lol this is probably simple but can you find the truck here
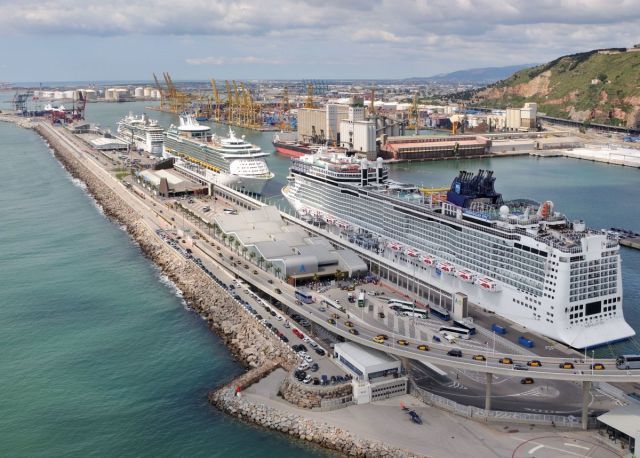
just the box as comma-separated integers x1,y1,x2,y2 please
491,324,507,335
518,336,534,348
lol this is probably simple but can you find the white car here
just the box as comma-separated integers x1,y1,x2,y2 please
308,341,318,348
304,355,314,364
297,362,310,371
276,315,283,321
297,351,307,358
304,337,311,343
283,321,290,329
303,375,312,384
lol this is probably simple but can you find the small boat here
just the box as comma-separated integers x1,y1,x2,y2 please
476,276,500,292
456,269,475,283
421,255,435,266
390,242,403,252
438,262,455,274
405,249,419,258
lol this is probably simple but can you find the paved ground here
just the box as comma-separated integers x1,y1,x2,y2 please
243,371,622,458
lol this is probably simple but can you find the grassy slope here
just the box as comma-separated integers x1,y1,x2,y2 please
481,50,640,123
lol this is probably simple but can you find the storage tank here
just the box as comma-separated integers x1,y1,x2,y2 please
105,88,115,100
63,90,75,99
82,89,97,101
134,87,144,98
54,91,64,99
151,89,159,99
143,87,152,97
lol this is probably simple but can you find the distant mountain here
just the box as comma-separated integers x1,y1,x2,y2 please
476,48,640,128
406,64,536,84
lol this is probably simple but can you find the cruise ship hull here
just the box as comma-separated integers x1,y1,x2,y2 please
282,185,635,349
174,158,272,195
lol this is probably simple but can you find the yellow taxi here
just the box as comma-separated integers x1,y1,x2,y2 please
472,354,486,362
417,344,429,351
373,336,385,344
499,357,513,365
591,363,606,371
396,339,409,346
559,362,575,369
344,321,354,328
527,360,542,367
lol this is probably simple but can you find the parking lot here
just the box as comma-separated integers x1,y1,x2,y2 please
154,227,352,388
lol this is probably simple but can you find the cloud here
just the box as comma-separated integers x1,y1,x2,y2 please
1,0,640,78
186,56,284,65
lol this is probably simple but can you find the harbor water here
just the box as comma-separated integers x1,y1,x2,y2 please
0,120,324,457
86,101,640,357
1,98,639,455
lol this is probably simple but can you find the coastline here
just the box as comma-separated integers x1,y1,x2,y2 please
9,117,419,457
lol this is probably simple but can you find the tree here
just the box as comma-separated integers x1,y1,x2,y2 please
312,273,319,283
335,269,344,282
228,235,235,247
257,256,265,268
265,262,273,273
221,234,228,246
234,240,241,253
242,246,248,259
249,251,256,263
274,266,282,279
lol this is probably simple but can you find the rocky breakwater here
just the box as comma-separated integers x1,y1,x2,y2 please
31,122,298,371
210,378,424,458
280,374,353,409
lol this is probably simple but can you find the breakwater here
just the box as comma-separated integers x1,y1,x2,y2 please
210,367,424,458
25,120,408,456
31,122,299,370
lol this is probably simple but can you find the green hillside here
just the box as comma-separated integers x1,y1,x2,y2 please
476,49,640,127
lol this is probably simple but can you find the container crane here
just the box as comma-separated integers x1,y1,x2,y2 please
304,83,314,109
210,79,222,122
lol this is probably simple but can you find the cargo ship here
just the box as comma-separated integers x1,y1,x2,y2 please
272,132,347,158
282,152,635,349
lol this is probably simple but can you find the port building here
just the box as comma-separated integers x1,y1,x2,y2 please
379,135,490,161
333,342,407,404
213,206,367,280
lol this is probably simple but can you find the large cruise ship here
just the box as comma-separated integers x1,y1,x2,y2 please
117,112,164,156
282,153,635,349
163,115,273,195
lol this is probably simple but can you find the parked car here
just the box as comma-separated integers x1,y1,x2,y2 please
447,349,463,357
314,347,326,356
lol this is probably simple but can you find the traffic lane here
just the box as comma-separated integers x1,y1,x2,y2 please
157,198,629,378
189,245,343,377
411,373,589,415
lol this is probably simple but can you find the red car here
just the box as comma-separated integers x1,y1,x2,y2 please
292,329,304,339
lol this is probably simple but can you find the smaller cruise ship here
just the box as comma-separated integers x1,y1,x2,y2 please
164,115,273,195
117,112,164,156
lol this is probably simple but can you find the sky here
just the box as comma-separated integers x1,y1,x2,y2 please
1,0,640,82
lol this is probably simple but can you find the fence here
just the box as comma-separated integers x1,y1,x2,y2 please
410,382,598,429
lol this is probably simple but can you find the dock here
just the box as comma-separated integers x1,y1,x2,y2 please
620,236,640,250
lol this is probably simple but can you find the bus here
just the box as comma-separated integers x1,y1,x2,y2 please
387,298,414,307
429,304,451,321
453,319,476,335
357,291,366,307
295,290,314,304
389,303,428,319
439,326,471,340
321,299,345,313
616,354,640,370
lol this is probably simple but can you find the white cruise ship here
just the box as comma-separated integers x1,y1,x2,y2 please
163,115,273,195
282,153,635,349
117,112,164,156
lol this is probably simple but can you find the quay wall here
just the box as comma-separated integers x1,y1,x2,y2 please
31,122,298,371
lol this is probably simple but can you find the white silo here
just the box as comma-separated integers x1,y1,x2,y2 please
54,91,64,99
134,87,144,98
63,90,75,99
151,89,159,99
143,87,152,97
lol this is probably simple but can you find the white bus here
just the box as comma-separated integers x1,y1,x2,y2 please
616,354,640,370
389,302,428,319
357,291,366,307
439,326,471,340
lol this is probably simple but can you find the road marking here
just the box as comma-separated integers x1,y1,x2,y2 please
528,444,544,454
564,443,590,450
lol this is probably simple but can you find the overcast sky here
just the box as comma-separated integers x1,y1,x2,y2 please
1,0,639,82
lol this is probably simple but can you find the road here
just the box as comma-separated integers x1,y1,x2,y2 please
41,122,640,385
